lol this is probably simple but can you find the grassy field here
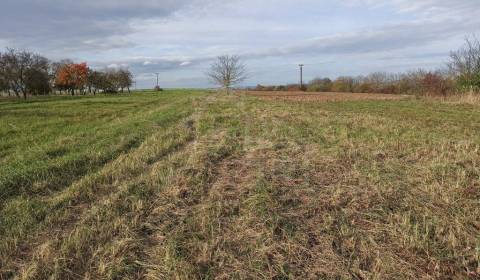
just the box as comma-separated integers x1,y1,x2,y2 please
0,90,479,279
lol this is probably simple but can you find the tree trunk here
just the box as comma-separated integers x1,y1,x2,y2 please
71,88,74,96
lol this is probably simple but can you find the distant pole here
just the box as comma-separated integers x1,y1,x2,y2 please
155,73,160,87
299,64,304,90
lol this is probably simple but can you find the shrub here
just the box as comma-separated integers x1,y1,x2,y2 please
421,72,455,96
286,84,302,91
331,77,355,92
449,36,480,93
307,78,332,92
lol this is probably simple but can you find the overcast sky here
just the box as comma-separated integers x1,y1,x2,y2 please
1,0,478,88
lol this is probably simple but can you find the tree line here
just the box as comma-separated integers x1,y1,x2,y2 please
253,37,480,96
0,49,133,99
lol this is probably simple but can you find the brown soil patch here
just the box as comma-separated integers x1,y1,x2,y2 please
242,91,408,102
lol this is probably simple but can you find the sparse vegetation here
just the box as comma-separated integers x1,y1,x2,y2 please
254,70,458,96
1,90,479,279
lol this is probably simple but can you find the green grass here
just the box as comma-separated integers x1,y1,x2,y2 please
0,91,479,279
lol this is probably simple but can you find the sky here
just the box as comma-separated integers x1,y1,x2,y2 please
1,0,478,88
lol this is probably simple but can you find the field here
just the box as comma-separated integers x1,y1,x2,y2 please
1,90,479,279
243,91,407,102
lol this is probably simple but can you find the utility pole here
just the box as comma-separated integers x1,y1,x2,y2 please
155,73,160,88
299,64,304,90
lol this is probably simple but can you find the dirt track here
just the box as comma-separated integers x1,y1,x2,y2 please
242,91,408,102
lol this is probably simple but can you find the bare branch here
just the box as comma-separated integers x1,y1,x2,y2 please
448,35,480,91
206,55,247,93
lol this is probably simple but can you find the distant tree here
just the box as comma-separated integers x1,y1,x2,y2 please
0,52,9,95
104,69,120,93
449,36,480,92
55,63,88,95
117,69,133,93
58,66,132,95
90,69,122,93
25,67,51,95
51,59,74,94
0,76,7,95
0,48,50,99
332,76,355,92
254,84,275,91
285,84,302,91
87,69,104,95
396,69,427,95
307,78,332,92
207,55,247,93
274,85,286,91
421,71,454,97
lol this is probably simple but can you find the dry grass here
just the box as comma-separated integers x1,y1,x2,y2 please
438,92,480,105
243,91,408,102
1,91,479,279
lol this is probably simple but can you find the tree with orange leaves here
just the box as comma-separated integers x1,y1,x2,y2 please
55,62,88,95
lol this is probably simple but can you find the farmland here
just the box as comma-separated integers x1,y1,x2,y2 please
1,90,479,279
243,91,407,102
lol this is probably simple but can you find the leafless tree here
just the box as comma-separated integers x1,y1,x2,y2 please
117,69,133,93
0,52,9,95
207,55,247,93
0,48,50,99
448,36,480,91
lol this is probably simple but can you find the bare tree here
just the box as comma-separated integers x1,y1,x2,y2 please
207,55,247,93
448,36,480,91
0,52,9,95
117,69,133,93
0,48,50,99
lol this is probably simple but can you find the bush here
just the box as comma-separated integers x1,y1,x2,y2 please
354,82,373,93
307,78,332,92
331,77,355,92
286,84,302,91
274,85,286,91
421,72,455,96
253,84,276,91
449,36,480,94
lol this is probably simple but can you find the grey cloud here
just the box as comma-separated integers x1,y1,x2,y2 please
94,12,478,84
245,17,479,58
351,0,479,14
0,0,196,52
3,0,477,88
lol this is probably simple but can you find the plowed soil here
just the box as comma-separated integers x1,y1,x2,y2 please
243,91,408,101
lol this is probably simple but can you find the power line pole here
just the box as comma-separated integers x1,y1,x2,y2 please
155,73,160,88
299,64,304,90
